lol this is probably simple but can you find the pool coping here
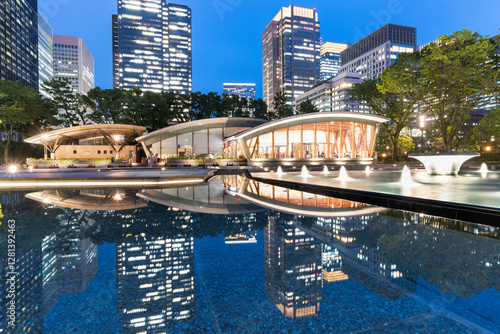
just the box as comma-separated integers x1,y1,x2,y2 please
249,173,500,227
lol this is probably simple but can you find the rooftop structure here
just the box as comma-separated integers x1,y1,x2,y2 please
294,72,371,113
339,24,417,80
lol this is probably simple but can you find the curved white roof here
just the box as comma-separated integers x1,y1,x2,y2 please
136,117,268,145
25,124,147,144
227,112,390,141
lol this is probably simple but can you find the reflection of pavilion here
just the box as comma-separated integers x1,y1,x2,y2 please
26,189,148,211
116,210,195,333
229,176,387,218
138,176,264,215
265,215,322,319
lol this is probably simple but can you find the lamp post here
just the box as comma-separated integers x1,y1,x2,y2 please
42,134,48,159
419,114,426,153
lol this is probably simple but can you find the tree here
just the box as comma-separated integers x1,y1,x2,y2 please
414,30,492,151
0,80,58,163
476,34,500,105
470,107,500,151
351,72,420,162
295,99,319,114
42,78,84,127
82,87,126,124
250,98,268,120
397,134,415,155
272,91,292,120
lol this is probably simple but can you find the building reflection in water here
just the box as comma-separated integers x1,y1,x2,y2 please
1,178,497,330
265,214,322,319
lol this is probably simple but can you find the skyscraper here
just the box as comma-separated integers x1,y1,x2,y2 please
0,0,39,88
223,83,256,100
38,12,53,98
53,35,95,94
112,14,119,89
339,23,417,80
320,42,348,81
115,1,192,94
263,5,321,110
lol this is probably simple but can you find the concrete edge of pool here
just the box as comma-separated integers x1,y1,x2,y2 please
0,167,499,226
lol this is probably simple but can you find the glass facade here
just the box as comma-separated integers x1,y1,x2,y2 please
223,83,256,100
263,5,321,110
140,118,267,160
295,72,372,113
38,12,53,98
0,0,39,88
53,35,95,94
244,121,377,160
116,1,192,94
339,24,417,80
320,42,347,81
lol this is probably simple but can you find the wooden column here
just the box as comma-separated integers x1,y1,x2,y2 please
313,123,317,158
286,127,289,158
327,122,331,159
351,122,356,158
272,131,275,159
339,122,343,158
300,125,303,159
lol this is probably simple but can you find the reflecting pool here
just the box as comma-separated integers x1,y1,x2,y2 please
0,176,499,333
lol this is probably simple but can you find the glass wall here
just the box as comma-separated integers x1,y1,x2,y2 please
244,121,377,160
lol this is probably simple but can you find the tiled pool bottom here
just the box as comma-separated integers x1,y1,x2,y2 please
42,232,499,334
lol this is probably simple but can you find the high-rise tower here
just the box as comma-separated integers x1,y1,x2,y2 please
0,0,39,88
263,5,321,111
115,1,192,94
53,35,95,94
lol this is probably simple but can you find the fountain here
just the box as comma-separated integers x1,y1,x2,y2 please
323,166,329,174
365,166,371,175
480,163,488,178
400,165,414,185
409,153,479,175
338,166,350,181
277,166,284,175
480,163,488,173
300,165,310,177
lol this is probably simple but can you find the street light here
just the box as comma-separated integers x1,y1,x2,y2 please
42,134,48,159
419,114,426,153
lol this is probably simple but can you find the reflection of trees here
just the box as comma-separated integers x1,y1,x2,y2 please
85,202,269,244
351,212,500,298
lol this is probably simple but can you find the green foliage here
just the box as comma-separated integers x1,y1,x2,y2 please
397,135,415,155
412,30,494,150
42,78,87,126
469,107,500,152
271,91,292,120
0,80,59,164
295,99,319,114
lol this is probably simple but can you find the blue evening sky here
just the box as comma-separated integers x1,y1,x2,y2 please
39,0,500,98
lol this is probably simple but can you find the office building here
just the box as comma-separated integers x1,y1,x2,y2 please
116,209,195,332
294,72,371,114
320,42,348,81
53,35,95,94
38,12,53,98
263,5,321,110
116,1,192,94
112,14,119,89
0,0,39,88
339,24,417,80
265,215,322,319
223,83,256,100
